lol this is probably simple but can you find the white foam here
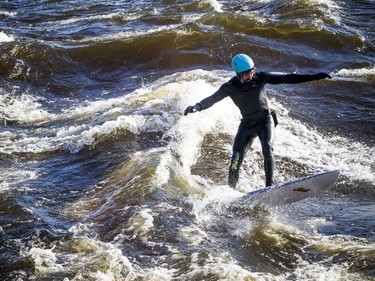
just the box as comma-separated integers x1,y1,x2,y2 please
178,253,267,281
26,246,62,274
205,0,224,13
55,12,138,26
0,11,17,17
0,92,54,124
59,114,146,153
335,66,375,79
0,86,167,154
275,114,374,183
0,167,37,192
238,0,343,26
22,238,135,280
123,207,154,242
74,23,182,43
0,181,10,192
311,0,342,24
283,262,362,280
272,217,374,280
0,31,14,42
181,13,205,25
156,72,238,175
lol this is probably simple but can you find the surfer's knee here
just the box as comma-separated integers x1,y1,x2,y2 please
261,142,274,158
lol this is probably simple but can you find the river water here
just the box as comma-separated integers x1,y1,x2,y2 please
0,0,374,280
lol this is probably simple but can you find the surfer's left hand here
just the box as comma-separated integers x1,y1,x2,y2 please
317,72,332,79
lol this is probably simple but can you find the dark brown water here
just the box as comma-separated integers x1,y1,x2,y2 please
0,0,374,280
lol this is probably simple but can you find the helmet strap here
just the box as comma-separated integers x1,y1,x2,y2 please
236,72,244,83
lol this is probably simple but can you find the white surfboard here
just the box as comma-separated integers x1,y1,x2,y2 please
235,170,340,207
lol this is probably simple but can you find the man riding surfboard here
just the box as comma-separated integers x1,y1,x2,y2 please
184,54,331,188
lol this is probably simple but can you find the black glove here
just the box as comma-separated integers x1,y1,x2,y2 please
316,72,332,80
184,103,202,116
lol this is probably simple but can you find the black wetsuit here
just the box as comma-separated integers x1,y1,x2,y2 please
196,71,329,187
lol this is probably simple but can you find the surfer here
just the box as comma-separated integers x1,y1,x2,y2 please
184,54,332,188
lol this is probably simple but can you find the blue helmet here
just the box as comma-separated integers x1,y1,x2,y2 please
231,54,254,73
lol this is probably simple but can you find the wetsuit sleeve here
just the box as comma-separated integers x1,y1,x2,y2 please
198,84,231,110
263,72,330,84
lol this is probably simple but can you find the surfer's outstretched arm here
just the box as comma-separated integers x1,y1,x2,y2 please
183,86,229,115
264,72,332,84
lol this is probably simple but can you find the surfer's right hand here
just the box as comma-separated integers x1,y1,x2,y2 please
184,103,202,115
